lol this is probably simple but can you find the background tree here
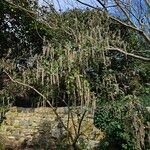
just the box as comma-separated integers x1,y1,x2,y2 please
0,0,50,58
76,0,150,61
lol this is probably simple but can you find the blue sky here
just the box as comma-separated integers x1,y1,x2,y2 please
38,0,100,11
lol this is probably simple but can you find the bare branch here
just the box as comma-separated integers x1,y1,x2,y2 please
110,16,150,44
76,0,102,10
72,110,87,147
3,70,74,142
4,70,47,99
114,0,136,27
76,0,150,44
96,0,108,11
107,47,150,61
144,0,150,7
106,4,118,8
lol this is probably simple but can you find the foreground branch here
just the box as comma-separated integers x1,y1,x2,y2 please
107,47,150,61
4,71,46,99
3,70,74,142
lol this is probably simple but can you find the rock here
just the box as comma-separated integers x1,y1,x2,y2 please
14,120,20,128
0,106,104,148
7,136,15,140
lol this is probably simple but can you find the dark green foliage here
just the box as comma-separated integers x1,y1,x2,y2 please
94,97,150,150
0,0,49,58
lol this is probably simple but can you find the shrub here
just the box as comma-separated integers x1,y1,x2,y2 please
94,96,150,150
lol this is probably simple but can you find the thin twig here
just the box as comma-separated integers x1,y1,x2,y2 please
72,110,87,147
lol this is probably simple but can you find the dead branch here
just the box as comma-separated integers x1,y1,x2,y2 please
107,47,150,61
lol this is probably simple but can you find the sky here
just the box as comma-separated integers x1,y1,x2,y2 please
38,0,100,11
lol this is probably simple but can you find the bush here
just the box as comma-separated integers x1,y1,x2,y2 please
94,96,150,150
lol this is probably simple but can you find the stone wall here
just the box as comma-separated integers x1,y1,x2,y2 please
0,107,104,150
